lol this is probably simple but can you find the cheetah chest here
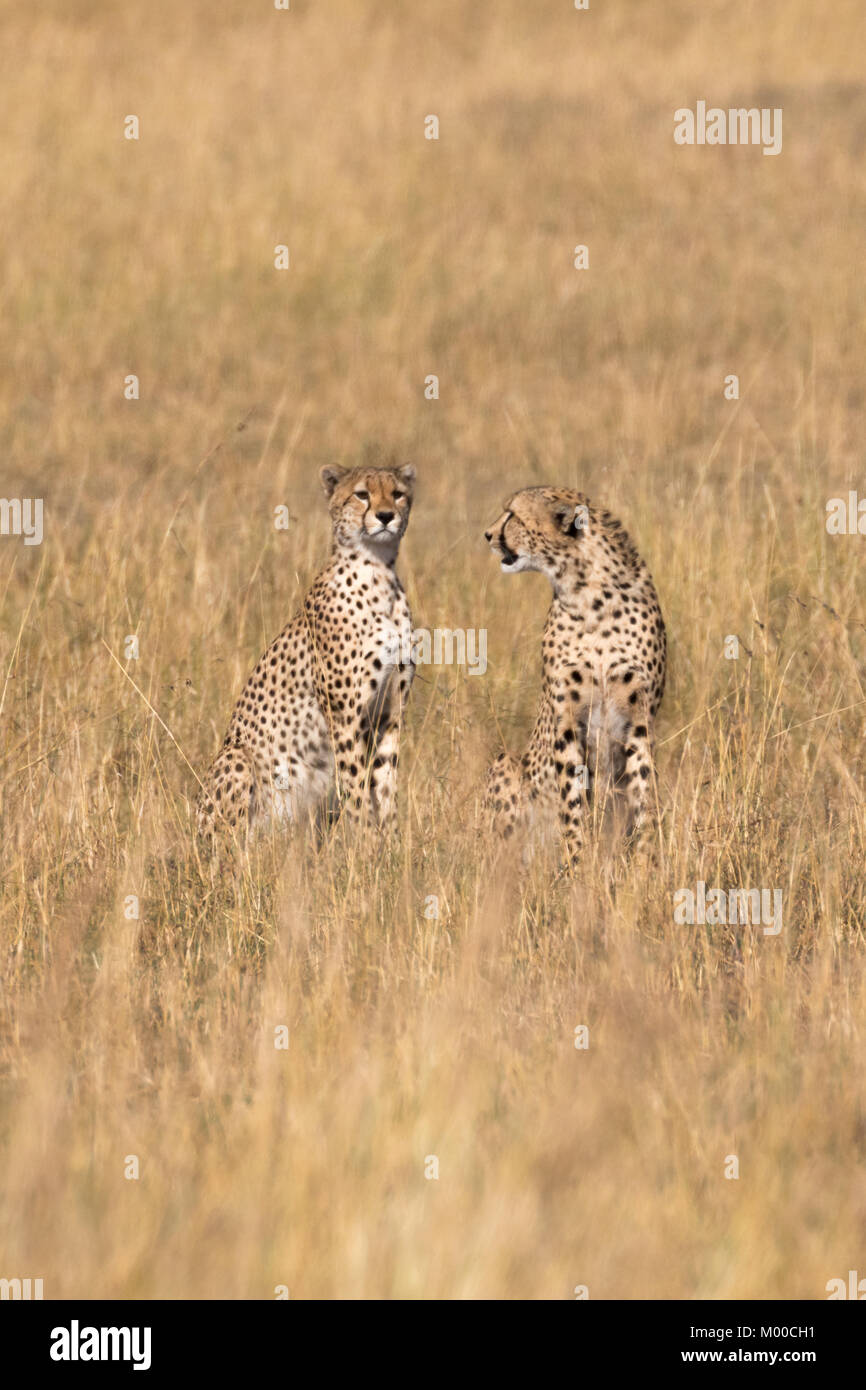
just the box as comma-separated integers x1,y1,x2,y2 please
362,582,414,727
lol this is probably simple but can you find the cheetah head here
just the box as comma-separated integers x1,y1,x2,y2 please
484,487,591,579
320,463,415,558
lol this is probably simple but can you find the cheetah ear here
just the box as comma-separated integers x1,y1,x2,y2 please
396,463,416,491
320,465,348,499
553,505,578,536
554,503,587,537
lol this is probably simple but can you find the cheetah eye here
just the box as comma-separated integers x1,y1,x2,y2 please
353,489,369,500
392,490,405,501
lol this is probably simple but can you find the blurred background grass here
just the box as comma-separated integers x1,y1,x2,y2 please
1,0,865,1298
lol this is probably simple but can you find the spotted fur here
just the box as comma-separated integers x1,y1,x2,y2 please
196,463,416,839
483,486,666,854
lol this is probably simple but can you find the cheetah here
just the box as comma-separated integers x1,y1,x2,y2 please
196,463,416,839
483,486,666,855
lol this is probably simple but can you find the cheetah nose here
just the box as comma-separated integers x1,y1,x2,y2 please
376,510,395,524
484,529,492,542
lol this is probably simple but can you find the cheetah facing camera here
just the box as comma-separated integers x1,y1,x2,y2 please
483,486,666,855
196,463,416,839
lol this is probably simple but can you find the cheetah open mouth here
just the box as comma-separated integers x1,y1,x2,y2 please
498,537,519,567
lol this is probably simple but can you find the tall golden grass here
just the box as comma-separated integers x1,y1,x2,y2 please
1,0,865,1298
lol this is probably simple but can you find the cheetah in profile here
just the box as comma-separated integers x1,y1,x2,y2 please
196,463,416,839
483,486,666,855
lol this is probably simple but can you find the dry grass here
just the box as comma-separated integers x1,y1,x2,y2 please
2,0,866,1298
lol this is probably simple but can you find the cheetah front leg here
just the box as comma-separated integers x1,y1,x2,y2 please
618,705,656,839
333,714,400,829
483,753,526,840
553,716,590,860
369,723,400,826
196,744,258,840
330,715,374,824
368,662,413,828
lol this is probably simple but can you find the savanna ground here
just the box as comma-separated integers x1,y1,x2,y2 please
1,0,865,1299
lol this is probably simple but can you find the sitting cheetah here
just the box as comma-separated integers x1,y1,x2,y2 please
196,463,416,838
483,486,666,855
